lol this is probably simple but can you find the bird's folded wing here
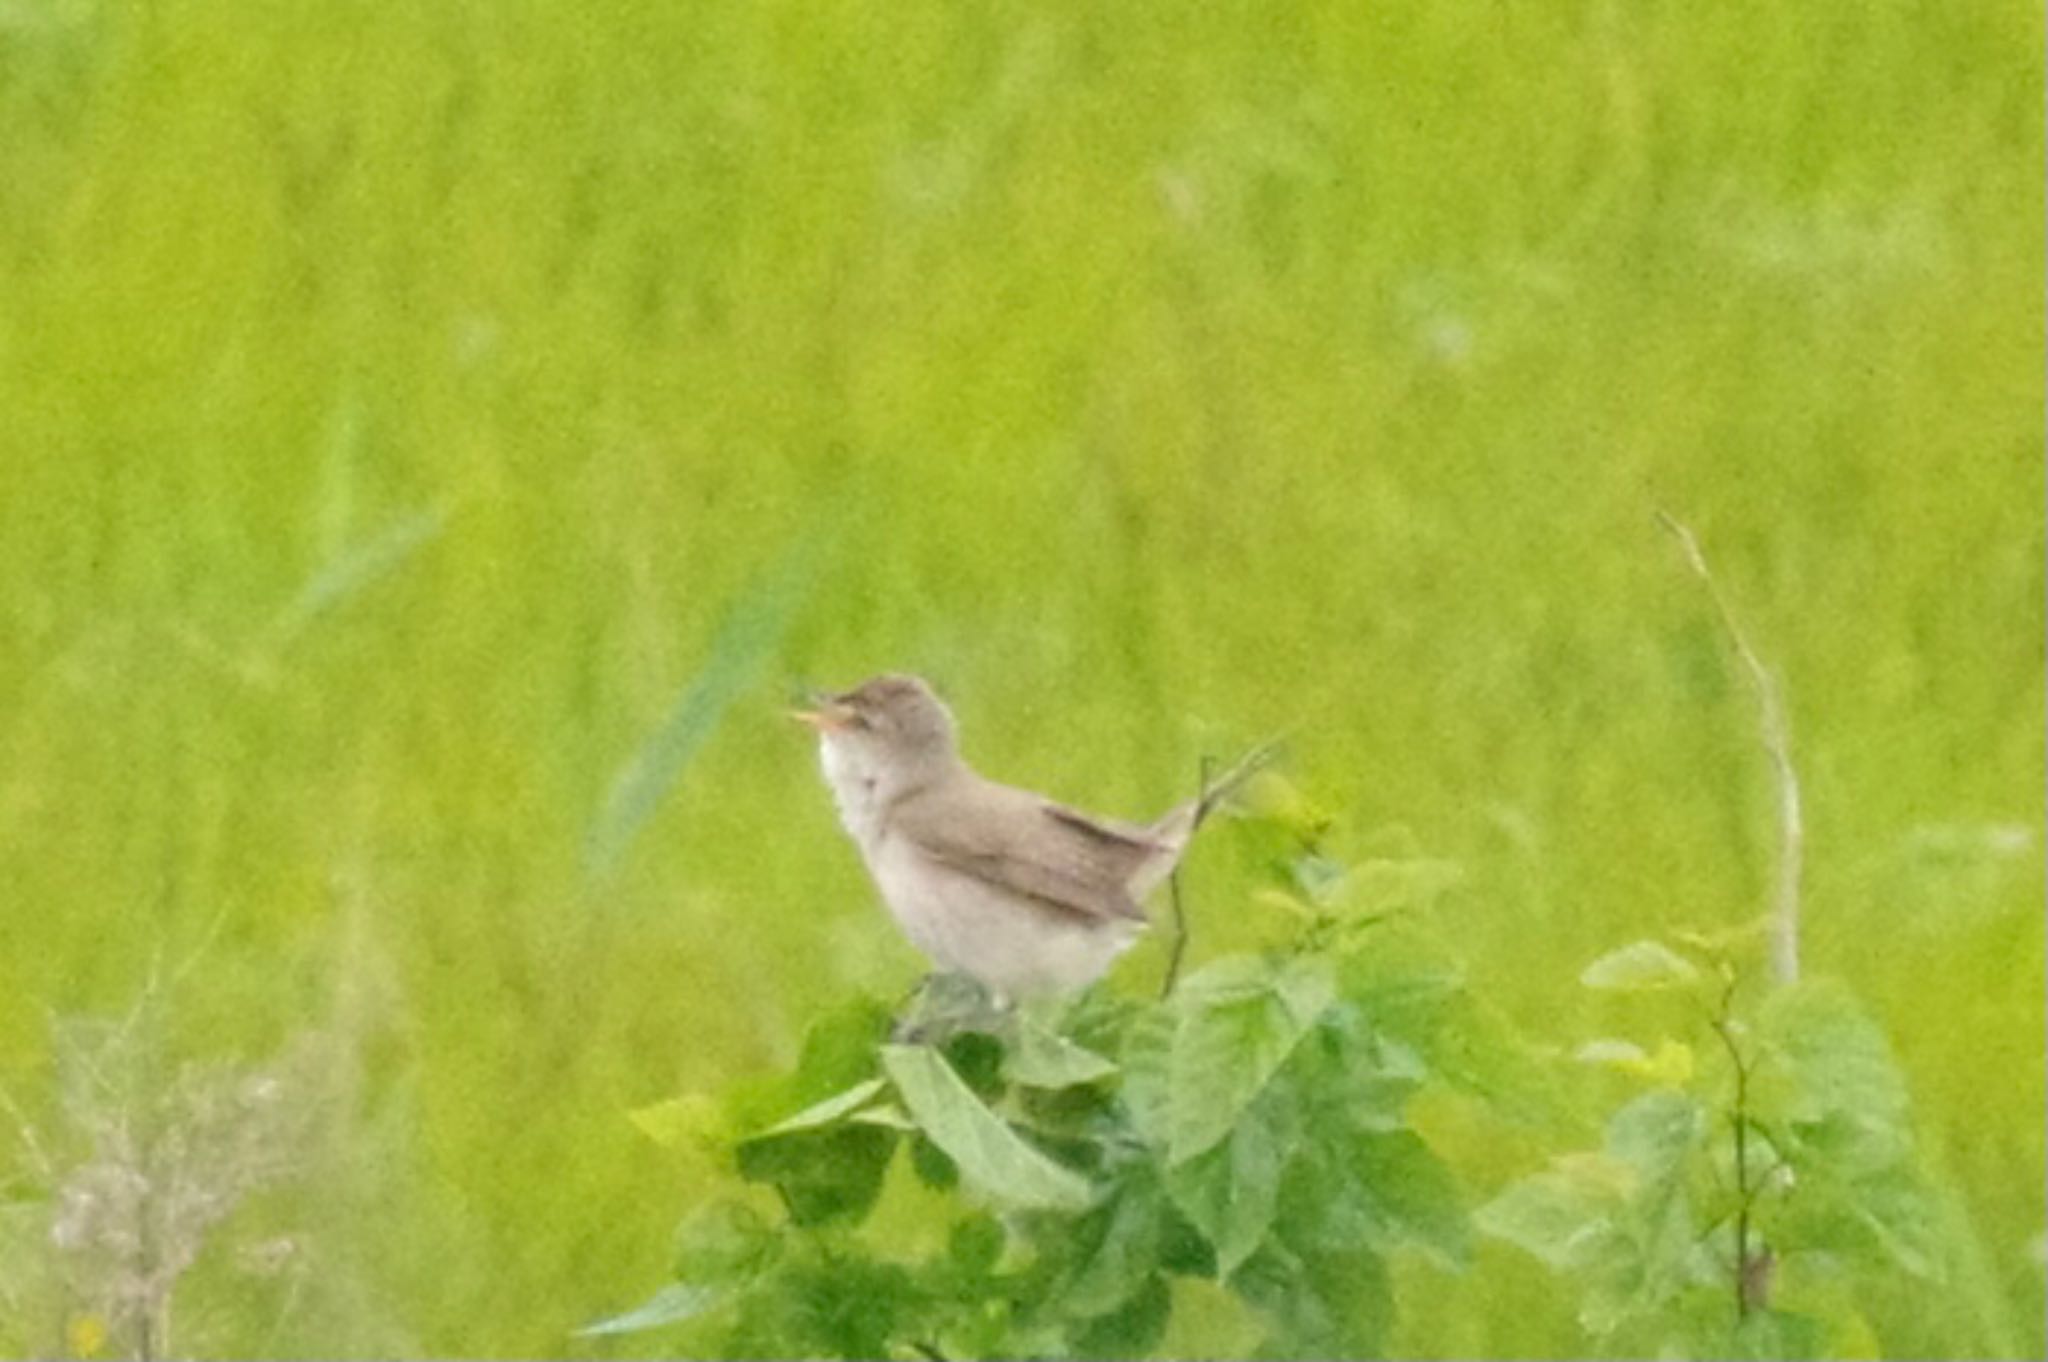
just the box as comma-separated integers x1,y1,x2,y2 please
890,787,1160,924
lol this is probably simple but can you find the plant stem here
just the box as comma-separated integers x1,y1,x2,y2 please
1709,975,1763,1320
1161,867,1188,1000
1731,1058,1751,1320
1656,511,1803,987
1160,755,1215,1000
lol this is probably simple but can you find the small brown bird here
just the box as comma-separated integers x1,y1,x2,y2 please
793,674,1268,1001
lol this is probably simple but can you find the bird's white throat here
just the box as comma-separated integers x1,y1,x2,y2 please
817,734,889,849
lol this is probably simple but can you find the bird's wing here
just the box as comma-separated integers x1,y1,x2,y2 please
889,783,1159,924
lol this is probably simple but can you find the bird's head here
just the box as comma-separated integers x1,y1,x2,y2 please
792,673,960,785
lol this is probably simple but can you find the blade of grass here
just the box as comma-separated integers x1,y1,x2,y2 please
269,507,447,646
582,532,827,881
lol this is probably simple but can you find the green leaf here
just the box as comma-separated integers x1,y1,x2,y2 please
1015,1079,1119,1140
1164,1100,1285,1276
1167,954,1335,1163
1578,1038,1697,1087
1476,1158,1632,1271
1158,1197,1218,1277
1848,1168,1941,1279
1236,768,1334,839
1342,944,1558,1123
576,1282,723,1338
1345,1131,1472,1269
1234,1238,1391,1359
1005,1020,1118,1089
1604,1089,1703,1187
740,1251,918,1361
1070,1273,1171,1360
1477,1144,1684,1339
791,997,896,1099
752,1078,888,1139
1769,1164,1941,1280
1336,854,1465,920
1574,1038,1647,1066
727,996,893,1134
1119,1005,1176,1146
672,1199,777,1283
1579,940,1702,992
734,1125,896,1227
1756,978,1913,1175
1302,1004,1427,1131
1766,1254,1887,1357
627,1094,725,1149
910,1133,960,1190
948,1216,1006,1276
1731,1307,1830,1361
849,1103,918,1131
1278,1097,1469,1273
1549,1091,1703,1332
1061,1178,1166,1315
881,1044,1095,1211
941,1029,1008,1097
1748,980,1940,1277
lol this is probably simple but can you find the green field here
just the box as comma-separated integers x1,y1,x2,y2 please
1,0,2040,1356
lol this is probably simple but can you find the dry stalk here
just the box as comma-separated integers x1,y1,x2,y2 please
1656,510,1804,987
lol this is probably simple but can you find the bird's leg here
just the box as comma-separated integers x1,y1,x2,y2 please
971,988,1018,1040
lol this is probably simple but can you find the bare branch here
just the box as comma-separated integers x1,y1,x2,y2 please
1161,870,1190,1001
1656,511,1803,987
1160,756,1216,1000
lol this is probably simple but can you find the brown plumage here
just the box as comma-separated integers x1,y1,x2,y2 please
795,674,1272,999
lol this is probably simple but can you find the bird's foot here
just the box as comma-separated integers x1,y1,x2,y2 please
890,972,1010,1044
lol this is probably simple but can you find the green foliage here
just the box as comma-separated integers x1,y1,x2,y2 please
880,1043,1097,1212
1580,941,1704,993
578,1284,723,1339
1153,953,1335,1163
598,836,1485,1359
1481,930,1950,1359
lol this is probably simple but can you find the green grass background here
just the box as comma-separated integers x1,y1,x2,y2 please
1,0,2040,1355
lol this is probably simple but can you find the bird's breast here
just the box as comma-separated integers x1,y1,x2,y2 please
818,737,887,849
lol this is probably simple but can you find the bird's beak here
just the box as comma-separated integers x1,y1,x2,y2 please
789,693,858,732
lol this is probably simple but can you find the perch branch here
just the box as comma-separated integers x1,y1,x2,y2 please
1160,756,1217,1000
1656,511,1803,987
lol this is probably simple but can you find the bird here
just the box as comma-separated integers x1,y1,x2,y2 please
792,673,1271,1003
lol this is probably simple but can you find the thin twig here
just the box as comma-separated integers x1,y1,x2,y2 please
1706,976,1754,1319
0,1077,55,1184
1161,870,1189,1001
1656,510,1803,987
1160,756,1217,1000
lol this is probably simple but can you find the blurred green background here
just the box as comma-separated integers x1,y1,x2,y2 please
1,0,2040,1356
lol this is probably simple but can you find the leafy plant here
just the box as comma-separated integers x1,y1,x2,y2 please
594,796,1513,1359
1479,926,1941,1359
